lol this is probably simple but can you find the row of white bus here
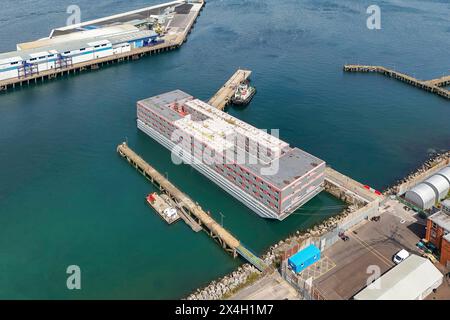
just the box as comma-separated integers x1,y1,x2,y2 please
0,36,147,81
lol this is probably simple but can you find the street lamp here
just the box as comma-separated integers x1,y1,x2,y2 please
219,212,225,227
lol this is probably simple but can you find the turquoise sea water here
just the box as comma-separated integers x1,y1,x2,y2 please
0,0,449,299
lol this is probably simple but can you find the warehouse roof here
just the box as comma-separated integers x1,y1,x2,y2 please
353,255,443,300
18,25,139,51
108,30,158,45
0,39,93,62
50,1,184,37
0,29,159,64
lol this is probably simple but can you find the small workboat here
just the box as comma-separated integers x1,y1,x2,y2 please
231,81,256,106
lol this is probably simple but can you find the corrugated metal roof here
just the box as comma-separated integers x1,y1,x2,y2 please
0,29,158,63
108,30,158,45
424,174,450,200
50,1,184,34
438,167,450,184
0,39,94,62
18,24,139,50
354,255,443,300
405,183,436,210
0,53,24,63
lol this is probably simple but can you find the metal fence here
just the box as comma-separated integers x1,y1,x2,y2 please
281,260,326,300
280,201,380,300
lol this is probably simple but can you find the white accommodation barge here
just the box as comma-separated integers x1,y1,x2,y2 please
137,90,326,220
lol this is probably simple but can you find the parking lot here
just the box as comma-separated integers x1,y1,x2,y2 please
313,207,425,300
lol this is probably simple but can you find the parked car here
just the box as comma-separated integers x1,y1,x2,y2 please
393,249,410,264
339,232,349,241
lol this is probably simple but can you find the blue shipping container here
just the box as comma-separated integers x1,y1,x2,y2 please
288,245,321,273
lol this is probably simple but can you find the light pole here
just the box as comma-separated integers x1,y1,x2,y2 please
219,212,225,227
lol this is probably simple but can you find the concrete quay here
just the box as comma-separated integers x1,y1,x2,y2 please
208,69,252,110
0,1,205,93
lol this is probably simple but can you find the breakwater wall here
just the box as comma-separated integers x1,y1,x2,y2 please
384,151,450,196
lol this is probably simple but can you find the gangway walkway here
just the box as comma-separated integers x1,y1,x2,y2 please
236,245,268,272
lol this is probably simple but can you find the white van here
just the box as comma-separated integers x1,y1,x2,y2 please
393,249,410,264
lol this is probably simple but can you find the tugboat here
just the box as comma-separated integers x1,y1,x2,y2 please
231,81,256,106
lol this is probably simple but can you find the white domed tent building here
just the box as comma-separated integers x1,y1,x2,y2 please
424,175,450,201
437,166,450,185
405,166,450,210
405,183,438,210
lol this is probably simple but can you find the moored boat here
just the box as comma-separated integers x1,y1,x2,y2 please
231,81,256,106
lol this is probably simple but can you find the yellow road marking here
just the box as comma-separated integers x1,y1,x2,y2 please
350,233,392,267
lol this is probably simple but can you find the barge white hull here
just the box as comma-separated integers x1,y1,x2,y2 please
138,119,322,220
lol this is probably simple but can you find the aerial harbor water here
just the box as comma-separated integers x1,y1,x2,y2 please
0,0,449,299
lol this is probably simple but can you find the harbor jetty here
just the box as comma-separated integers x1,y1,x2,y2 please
0,0,205,92
343,65,450,100
117,142,268,271
208,69,252,110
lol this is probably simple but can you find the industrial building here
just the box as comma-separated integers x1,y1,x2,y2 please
426,200,450,267
137,90,325,220
0,1,201,81
354,255,443,300
405,166,450,210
